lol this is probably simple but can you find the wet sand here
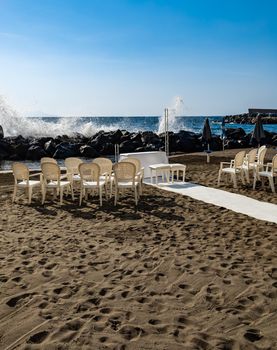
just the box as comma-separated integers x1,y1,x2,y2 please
0,151,276,349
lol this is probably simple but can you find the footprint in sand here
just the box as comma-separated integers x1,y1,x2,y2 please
118,325,145,341
244,329,263,342
27,331,49,344
6,293,32,307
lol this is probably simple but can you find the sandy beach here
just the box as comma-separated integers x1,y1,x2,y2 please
0,151,276,350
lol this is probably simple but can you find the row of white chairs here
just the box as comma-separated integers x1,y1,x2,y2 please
218,146,277,193
12,157,144,206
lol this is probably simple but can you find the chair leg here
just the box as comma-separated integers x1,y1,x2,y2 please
269,177,275,193
245,169,250,183
42,186,46,204
79,187,83,206
253,173,257,190
134,186,138,205
99,187,103,206
60,187,64,205
71,184,74,201
114,187,118,206
217,170,222,186
28,187,33,204
12,186,17,203
232,174,237,189
105,184,108,200
240,171,245,185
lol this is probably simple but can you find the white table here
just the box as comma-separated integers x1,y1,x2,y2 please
149,163,186,184
119,151,168,179
149,163,171,184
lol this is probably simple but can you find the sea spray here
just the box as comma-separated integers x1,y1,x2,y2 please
158,96,185,134
0,96,130,137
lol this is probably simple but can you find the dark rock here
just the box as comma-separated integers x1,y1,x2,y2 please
100,142,115,155
13,143,29,159
225,128,246,140
26,145,47,160
79,145,99,158
0,125,3,139
141,131,156,144
120,140,140,153
225,113,277,124
44,140,56,156
110,129,123,144
53,142,79,159
0,140,12,160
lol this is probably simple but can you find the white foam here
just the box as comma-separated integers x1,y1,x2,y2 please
0,96,125,137
158,96,184,134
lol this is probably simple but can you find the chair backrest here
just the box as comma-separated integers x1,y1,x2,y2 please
65,157,83,175
41,162,60,182
41,157,57,165
234,151,246,168
113,162,136,182
272,154,277,173
120,157,141,174
247,149,258,164
12,163,29,182
79,163,100,182
257,145,266,156
92,158,113,175
257,147,267,165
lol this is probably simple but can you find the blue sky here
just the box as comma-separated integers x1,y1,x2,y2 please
0,0,276,116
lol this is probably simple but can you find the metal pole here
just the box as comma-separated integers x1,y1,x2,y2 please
164,108,169,157
166,108,169,156
115,144,119,162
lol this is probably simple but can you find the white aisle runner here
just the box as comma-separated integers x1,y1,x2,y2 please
144,179,277,224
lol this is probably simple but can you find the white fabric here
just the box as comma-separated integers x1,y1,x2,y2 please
46,180,70,187
72,174,81,181
144,179,277,224
18,180,41,187
117,181,139,187
222,168,239,174
83,180,106,187
119,151,168,179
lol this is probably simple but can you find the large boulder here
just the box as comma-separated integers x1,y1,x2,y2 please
26,145,47,160
44,140,56,156
53,142,79,159
0,140,12,160
79,145,99,158
110,129,123,144
12,143,29,159
225,127,246,140
120,140,140,153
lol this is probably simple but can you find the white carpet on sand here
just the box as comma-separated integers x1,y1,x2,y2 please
144,179,277,224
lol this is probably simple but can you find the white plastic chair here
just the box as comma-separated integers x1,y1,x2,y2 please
254,146,267,179
41,157,57,165
12,163,41,204
218,150,246,188
113,162,139,206
241,149,257,183
93,157,114,198
120,157,144,194
65,157,83,194
253,154,277,193
79,163,108,206
41,162,73,204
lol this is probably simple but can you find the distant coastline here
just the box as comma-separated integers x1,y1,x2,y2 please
224,113,277,124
